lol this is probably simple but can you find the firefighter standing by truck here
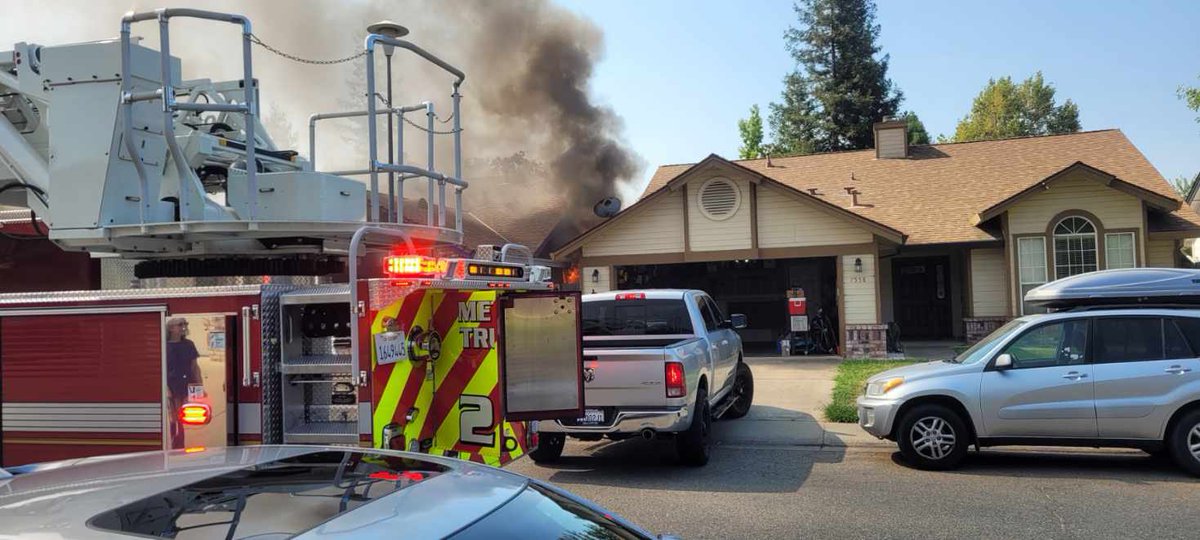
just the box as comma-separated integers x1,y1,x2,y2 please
165,317,203,449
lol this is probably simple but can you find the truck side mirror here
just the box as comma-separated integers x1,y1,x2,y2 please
728,314,747,330
994,353,1013,370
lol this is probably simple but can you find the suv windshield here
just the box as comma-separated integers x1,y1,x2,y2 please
950,318,1028,364
89,451,447,539
582,299,693,336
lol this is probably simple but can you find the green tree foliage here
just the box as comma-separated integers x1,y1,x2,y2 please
1170,175,1197,199
768,0,902,153
901,111,930,145
1182,77,1200,123
737,105,765,159
953,72,1081,142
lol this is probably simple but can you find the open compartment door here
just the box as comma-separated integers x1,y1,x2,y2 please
499,291,584,421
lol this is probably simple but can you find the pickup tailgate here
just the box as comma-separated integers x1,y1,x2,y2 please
582,336,695,407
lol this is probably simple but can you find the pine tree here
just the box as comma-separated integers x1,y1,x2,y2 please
769,0,902,153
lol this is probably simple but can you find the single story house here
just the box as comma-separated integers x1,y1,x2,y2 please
552,125,1200,356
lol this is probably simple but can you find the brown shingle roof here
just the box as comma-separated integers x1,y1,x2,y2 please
646,129,1200,245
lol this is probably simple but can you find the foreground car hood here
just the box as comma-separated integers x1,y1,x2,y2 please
869,360,977,385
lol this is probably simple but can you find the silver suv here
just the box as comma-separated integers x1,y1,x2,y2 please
858,308,1200,475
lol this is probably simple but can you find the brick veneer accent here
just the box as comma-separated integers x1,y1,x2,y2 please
845,324,888,358
964,317,1012,344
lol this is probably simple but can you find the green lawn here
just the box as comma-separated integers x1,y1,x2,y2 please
824,359,920,423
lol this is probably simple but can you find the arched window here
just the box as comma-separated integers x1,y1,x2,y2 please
1053,216,1098,279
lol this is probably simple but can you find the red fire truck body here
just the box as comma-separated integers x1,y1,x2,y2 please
0,265,583,468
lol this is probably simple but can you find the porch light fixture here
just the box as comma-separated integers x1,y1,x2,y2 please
854,258,863,273
591,269,600,283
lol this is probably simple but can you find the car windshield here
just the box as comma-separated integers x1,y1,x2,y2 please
949,319,1029,364
582,299,693,336
451,483,645,540
88,450,447,539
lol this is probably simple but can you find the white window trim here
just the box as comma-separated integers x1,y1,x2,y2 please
1052,216,1099,280
1104,232,1137,270
1017,236,1048,316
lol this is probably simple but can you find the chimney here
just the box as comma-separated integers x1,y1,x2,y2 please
873,117,909,159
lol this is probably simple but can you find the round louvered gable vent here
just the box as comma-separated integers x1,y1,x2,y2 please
698,178,741,221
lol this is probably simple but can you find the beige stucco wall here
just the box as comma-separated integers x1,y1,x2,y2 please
842,254,878,324
1007,175,1143,235
1146,238,1178,268
687,176,752,251
582,266,613,294
583,190,685,257
756,184,873,248
969,248,1007,317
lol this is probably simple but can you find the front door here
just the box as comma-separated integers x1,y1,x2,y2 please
979,318,1097,438
892,257,952,339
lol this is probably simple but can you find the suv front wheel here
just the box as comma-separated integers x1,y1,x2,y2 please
896,404,969,470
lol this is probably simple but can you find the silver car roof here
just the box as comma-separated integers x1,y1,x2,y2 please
0,445,527,540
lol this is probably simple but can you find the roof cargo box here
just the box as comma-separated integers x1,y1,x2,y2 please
1025,268,1200,309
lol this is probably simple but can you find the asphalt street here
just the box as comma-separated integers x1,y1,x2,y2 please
510,357,1200,539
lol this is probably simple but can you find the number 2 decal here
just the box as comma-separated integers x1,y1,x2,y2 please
459,395,496,447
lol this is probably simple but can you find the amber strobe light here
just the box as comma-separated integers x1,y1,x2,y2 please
665,362,686,398
466,263,524,279
384,255,448,277
180,403,212,425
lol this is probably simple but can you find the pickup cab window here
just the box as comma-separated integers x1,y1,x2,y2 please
583,299,693,336
698,297,721,332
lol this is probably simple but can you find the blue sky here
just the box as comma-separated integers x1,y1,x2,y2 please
556,0,1200,198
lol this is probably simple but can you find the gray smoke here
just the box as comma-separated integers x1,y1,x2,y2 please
1,0,641,226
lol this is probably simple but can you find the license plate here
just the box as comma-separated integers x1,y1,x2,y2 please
576,409,605,425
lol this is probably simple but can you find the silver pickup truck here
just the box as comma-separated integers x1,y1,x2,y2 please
533,289,755,466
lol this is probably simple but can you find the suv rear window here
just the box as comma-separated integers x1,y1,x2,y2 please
582,299,693,336
89,450,447,539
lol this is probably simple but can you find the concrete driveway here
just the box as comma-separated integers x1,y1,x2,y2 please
713,355,883,447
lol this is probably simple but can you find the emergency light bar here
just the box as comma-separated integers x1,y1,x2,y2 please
466,263,524,279
384,255,449,278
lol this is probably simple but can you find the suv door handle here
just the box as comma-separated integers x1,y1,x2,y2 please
1165,365,1193,375
1062,371,1088,380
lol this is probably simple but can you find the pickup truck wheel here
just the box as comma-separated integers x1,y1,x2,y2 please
1167,409,1200,477
896,404,968,471
529,433,565,464
721,362,754,420
676,388,711,467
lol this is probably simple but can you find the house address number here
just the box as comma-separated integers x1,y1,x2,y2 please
848,276,871,284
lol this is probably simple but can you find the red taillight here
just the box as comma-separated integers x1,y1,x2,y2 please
383,255,448,277
615,292,645,300
179,403,211,425
665,362,686,398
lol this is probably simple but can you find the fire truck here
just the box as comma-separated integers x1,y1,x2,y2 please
0,9,584,467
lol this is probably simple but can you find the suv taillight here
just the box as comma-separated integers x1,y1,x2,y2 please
665,362,686,398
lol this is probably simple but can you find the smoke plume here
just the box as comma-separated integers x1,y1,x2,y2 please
1,0,641,233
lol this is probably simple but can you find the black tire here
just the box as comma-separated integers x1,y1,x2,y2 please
676,387,712,467
1167,409,1200,477
721,363,754,420
896,404,969,471
529,433,565,464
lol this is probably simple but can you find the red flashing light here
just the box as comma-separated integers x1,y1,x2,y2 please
384,255,448,277
665,362,686,398
616,292,645,300
368,470,426,482
179,403,211,425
